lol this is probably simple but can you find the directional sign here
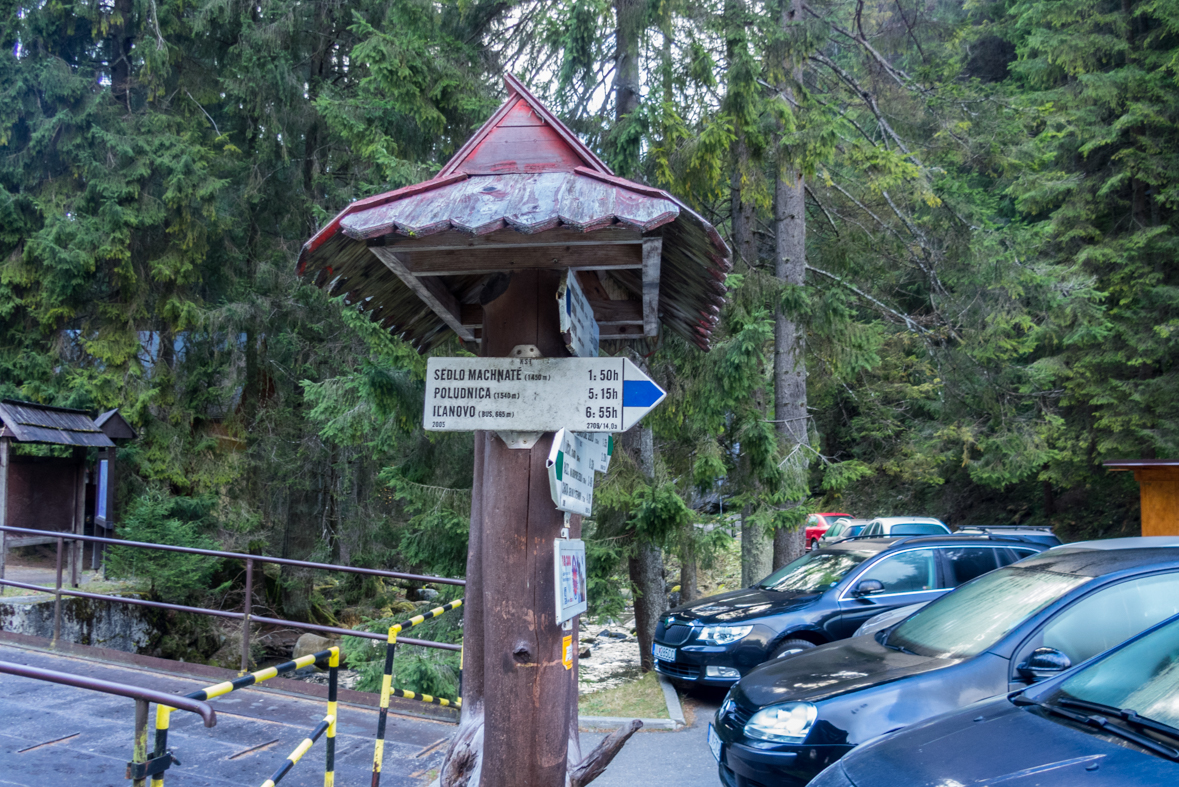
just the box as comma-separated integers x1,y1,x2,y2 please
557,271,599,358
577,432,614,475
547,429,600,515
424,356,666,433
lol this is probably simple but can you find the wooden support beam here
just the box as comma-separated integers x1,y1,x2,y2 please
599,325,646,339
369,247,475,342
642,236,663,337
460,298,641,329
589,298,642,326
367,225,642,253
400,244,642,277
0,438,8,580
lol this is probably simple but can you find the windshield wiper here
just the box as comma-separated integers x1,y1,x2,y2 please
1014,698,1179,761
1057,698,1179,743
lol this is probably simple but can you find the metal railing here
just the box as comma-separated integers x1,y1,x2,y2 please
152,647,340,787
0,525,464,672
0,660,216,787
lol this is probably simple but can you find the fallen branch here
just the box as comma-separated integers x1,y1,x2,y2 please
569,720,643,787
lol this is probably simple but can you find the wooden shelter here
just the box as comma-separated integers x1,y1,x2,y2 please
297,75,731,787
0,401,116,585
298,74,730,354
91,409,137,568
1105,459,1179,536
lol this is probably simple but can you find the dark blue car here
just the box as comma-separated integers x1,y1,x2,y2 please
810,609,1179,786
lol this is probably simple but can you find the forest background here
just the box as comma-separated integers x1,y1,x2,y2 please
1,0,1174,676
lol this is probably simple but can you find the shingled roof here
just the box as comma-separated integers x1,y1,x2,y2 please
297,74,730,353
0,401,115,448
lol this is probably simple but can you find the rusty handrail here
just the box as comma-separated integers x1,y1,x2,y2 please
0,660,217,726
0,525,465,665
0,525,464,585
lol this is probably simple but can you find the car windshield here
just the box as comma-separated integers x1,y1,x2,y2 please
891,523,947,535
758,550,872,593
887,566,1089,659
1045,615,1179,729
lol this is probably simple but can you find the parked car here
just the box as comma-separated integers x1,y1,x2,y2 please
853,530,1062,638
709,538,1179,787
804,513,853,551
952,524,1061,548
817,518,871,548
810,610,1179,787
653,535,1047,687
857,517,950,538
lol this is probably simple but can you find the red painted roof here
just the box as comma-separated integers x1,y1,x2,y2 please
297,75,730,352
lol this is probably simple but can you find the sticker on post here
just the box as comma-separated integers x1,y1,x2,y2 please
562,634,574,670
554,538,588,624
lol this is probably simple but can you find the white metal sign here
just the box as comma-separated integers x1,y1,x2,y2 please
558,271,599,358
546,429,601,515
554,538,588,624
577,432,613,475
424,357,665,433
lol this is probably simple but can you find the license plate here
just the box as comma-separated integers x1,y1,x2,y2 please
653,643,676,662
708,723,722,762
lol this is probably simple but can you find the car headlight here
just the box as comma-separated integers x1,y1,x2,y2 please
744,703,818,743
697,624,753,645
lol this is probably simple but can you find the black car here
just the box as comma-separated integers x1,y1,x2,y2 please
653,535,1046,686
710,539,1179,787
810,610,1179,787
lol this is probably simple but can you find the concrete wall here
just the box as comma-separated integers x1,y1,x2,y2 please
0,594,153,653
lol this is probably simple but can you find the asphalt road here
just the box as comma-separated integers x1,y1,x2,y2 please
0,639,724,787
582,685,725,787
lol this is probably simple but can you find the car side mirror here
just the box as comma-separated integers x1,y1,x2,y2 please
1017,647,1071,682
852,579,885,597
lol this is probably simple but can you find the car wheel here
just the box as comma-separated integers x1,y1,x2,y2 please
809,539,819,551
771,638,816,659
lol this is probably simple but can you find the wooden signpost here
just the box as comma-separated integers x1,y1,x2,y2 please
297,75,731,787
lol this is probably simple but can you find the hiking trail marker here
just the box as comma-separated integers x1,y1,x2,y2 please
545,428,614,515
557,270,599,358
424,356,666,434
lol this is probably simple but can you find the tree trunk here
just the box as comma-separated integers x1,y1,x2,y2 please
613,0,643,175
771,0,809,571
627,423,666,672
678,536,697,606
110,0,133,110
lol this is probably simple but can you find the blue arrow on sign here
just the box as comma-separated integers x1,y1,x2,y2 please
621,358,667,430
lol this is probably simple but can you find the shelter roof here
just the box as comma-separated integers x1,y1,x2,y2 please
0,401,115,448
95,409,138,442
1105,460,1179,470
297,75,730,353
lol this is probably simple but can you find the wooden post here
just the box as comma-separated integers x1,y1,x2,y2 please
71,449,84,587
0,437,8,581
444,271,578,787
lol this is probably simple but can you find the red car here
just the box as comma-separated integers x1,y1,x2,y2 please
804,512,853,550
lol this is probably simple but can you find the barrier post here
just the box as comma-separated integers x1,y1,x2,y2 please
131,698,149,787
370,626,398,787
241,558,254,674
151,705,174,787
325,646,338,787
52,536,63,645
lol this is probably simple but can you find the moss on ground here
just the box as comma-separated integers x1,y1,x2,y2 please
578,670,669,719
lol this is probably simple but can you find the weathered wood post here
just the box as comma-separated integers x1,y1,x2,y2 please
296,74,731,787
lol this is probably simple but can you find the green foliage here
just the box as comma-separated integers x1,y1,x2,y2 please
106,491,221,603
341,588,463,697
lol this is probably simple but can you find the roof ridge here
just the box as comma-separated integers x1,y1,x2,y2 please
436,74,613,179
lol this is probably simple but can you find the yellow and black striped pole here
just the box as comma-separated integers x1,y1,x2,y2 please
325,647,338,787
369,599,462,787
370,625,396,787
260,714,334,787
150,649,337,786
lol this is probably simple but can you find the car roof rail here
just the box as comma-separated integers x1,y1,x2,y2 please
956,524,1054,533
